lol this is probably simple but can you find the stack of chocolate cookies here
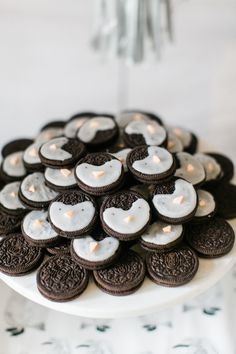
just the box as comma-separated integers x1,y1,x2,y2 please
0,111,235,302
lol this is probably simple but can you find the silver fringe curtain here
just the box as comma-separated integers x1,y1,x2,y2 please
92,0,173,64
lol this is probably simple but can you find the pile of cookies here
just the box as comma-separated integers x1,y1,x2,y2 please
0,111,235,302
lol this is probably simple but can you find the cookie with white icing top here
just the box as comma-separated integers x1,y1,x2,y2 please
22,210,61,247
192,189,216,223
0,181,26,215
116,110,163,129
39,137,86,168
70,234,121,270
152,178,198,224
1,138,33,158
194,153,222,183
23,142,44,172
168,126,198,154
45,167,77,191
77,115,119,148
64,112,95,138
175,152,206,187
140,221,184,251
19,172,58,209
75,153,125,196
205,152,234,183
123,119,167,148
167,133,183,153
0,151,27,182
48,190,97,238
127,145,176,183
100,190,151,241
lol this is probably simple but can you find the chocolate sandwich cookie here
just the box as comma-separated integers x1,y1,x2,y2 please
0,234,44,276
39,137,86,169
0,210,22,235
127,145,175,184
140,222,184,252
167,133,184,153
174,152,206,187
146,246,199,287
23,141,44,172
93,250,145,296
194,153,222,184
207,183,236,219
110,148,132,173
186,218,235,258
192,189,216,223
0,181,26,215
64,112,95,138
48,189,97,238
168,126,198,154
44,167,77,192
19,172,58,209
116,110,163,128
1,138,33,158
152,178,198,224
46,239,71,255
37,253,89,302
77,115,119,148
100,190,151,241
0,151,27,182
70,234,121,270
75,153,124,196
123,119,167,148
22,210,61,247
36,122,65,144
206,153,234,183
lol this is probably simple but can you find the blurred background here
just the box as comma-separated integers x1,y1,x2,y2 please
0,0,236,160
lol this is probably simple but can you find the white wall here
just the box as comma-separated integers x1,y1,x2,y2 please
0,0,235,159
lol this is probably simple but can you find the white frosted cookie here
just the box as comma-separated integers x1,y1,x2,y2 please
167,133,184,153
175,152,206,186
2,151,26,179
20,172,58,208
64,114,92,138
127,146,175,183
194,189,216,219
0,181,25,213
101,191,151,240
36,127,64,144
77,116,118,146
152,178,197,223
194,153,222,181
45,167,76,190
22,210,60,246
168,126,192,148
110,148,131,172
75,153,124,196
141,222,184,251
124,120,167,147
48,190,97,237
71,235,120,270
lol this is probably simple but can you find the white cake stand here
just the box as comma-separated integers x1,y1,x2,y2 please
1,217,236,319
